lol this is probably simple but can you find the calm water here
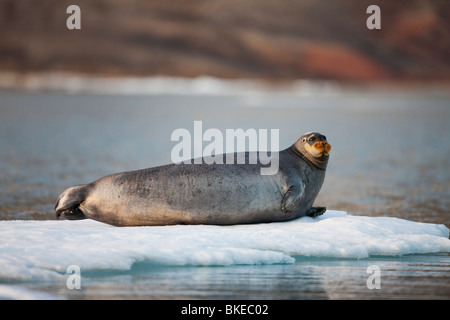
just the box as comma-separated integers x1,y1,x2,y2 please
0,89,449,299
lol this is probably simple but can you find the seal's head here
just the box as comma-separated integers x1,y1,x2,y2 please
292,132,331,170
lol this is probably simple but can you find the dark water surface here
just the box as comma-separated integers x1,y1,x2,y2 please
0,89,449,299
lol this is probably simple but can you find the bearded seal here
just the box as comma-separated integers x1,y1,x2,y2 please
55,132,331,226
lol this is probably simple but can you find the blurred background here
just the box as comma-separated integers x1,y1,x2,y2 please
0,0,449,82
0,0,449,225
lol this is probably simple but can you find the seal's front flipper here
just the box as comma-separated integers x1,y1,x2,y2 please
281,183,304,214
307,206,326,217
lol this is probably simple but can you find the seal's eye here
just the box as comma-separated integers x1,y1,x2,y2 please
322,136,327,141
309,137,316,142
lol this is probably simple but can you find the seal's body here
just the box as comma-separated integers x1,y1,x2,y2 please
55,132,331,226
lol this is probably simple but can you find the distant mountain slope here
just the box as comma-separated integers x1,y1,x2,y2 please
0,0,449,82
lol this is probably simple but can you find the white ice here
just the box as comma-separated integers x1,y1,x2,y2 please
0,285,64,300
0,211,449,283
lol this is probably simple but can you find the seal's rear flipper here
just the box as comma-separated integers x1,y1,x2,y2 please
55,185,88,220
307,206,326,217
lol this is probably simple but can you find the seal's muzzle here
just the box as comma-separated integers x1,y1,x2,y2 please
312,141,331,156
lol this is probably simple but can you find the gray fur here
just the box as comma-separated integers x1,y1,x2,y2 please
55,132,330,226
